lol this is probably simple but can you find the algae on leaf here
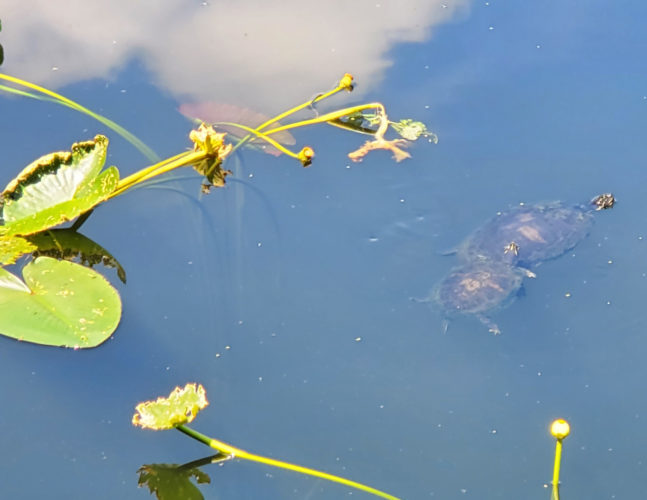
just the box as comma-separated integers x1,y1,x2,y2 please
0,256,121,348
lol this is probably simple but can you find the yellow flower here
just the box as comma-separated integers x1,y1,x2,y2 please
189,123,233,159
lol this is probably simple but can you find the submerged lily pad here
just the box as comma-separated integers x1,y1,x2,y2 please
0,256,121,348
1,136,119,236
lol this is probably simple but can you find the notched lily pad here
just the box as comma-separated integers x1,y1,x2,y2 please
0,136,119,236
0,256,121,348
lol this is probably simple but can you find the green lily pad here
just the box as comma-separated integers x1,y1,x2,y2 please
1,136,119,236
0,256,121,348
133,384,209,430
0,234,36,265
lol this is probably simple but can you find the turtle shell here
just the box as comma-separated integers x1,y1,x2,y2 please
434,261,526,315
457,201,594,268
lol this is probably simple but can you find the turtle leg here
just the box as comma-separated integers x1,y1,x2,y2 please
410,295,432,304
519,267,537,278
477,314,501,335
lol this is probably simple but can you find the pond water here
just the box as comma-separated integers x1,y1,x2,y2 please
2,1,647,499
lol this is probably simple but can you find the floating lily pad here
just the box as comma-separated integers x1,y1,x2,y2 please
0,234,36,265
1,136,119,236
0,256,121,348
133,383,209,430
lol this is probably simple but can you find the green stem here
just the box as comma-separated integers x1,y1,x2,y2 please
110,150,199,198
230,74,352,155
175,424,399,500
213,122,300,159
551,439,563,500
263,103,385,137
0,74,159,162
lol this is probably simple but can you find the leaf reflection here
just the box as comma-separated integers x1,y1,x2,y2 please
137,454,230,500
28,228,126,284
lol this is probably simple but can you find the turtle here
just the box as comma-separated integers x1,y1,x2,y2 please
457,193,615,268
428,193,615,334
432,261,536,334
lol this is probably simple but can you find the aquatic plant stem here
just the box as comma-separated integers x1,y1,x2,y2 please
551,438,563,500
264,103,387,138
229,73,353,155
175,424,400,500
552,437,563,485
0,74,159,162
549,419,570,500
254,73,352,133
109,151,198,198
111,103,386,198
212,121,301,159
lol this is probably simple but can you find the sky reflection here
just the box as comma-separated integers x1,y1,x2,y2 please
2,0,468,111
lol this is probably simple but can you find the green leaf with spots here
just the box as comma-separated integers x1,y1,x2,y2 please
1,135,119,235
2,167,118,237
0,234,36,265
0,256,121,348
133,384,209,430
27,228,127,283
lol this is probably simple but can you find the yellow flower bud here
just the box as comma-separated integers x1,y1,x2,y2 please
550,419,570,440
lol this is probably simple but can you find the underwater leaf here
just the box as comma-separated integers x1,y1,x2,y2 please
133,384,209,430
138,463,211,500
1,166,119,236
179,101,296,156
0,234,36,265
192,157,231,189
0,256,121,348
28,228,127,283
389,119,437,142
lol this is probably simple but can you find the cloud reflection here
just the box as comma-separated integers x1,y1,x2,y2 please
2,0,468,111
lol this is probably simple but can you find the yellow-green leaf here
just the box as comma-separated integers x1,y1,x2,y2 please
1,136,119,235
133,384,209,430
0,256,121,348
0,234,36,265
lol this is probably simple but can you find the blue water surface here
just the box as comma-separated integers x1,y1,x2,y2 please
1,1,647,499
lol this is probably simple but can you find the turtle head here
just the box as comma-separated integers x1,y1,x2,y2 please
591,193,615,210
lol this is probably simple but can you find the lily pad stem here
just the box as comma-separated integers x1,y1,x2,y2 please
176,424,400,500
230,73,354,155
264,103,387,138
